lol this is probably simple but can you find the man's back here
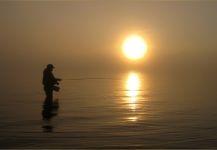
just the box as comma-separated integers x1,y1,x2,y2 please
43,68,56,87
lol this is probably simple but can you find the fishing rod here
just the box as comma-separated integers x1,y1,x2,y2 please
62,77,114,80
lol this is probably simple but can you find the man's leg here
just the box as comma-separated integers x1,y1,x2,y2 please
44,87,53,102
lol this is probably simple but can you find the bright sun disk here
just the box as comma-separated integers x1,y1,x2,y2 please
122,35,148,60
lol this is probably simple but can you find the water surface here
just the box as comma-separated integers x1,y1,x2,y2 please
0,72,217,148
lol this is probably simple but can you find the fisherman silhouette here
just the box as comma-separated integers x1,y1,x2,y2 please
42,64,62,102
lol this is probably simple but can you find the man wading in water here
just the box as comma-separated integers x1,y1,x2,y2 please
42,64,62,101
42,64,61,132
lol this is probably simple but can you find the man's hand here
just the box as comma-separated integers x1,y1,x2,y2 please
56,78,62,81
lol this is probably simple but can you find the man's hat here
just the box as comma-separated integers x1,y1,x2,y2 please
47,64,55,69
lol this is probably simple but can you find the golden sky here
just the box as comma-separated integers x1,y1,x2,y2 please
1,1,217,74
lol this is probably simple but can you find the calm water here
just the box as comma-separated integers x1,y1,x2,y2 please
0,71,217,148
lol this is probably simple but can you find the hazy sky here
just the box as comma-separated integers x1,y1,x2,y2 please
1,0,217,76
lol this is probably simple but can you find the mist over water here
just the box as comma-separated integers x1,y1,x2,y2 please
1,1,217,148
0,70,217,148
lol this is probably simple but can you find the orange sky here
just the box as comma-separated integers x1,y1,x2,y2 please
1,1,217,75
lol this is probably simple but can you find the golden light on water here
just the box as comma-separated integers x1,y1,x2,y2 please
126,72,140,110
125,72,141,122
120,35,149,122
121,72,149,122
127,116,138,122
122,35,148,60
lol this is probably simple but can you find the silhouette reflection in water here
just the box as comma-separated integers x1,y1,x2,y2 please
42,98,59,132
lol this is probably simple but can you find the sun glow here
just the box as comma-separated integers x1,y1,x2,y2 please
122,35,148,60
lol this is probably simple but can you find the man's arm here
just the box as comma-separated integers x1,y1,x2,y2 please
56,78,62,81
54,78,62,85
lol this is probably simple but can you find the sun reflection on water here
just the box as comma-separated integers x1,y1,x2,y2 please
124,72,142,122
126,72,141,110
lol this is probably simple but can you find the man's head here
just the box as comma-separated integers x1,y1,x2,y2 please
46,64,55,71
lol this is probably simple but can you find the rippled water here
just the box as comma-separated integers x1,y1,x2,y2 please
0,72,217,148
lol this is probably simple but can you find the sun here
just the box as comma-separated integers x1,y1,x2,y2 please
122,35,148,60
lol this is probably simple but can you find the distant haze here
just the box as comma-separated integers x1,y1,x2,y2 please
1,0,217,78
